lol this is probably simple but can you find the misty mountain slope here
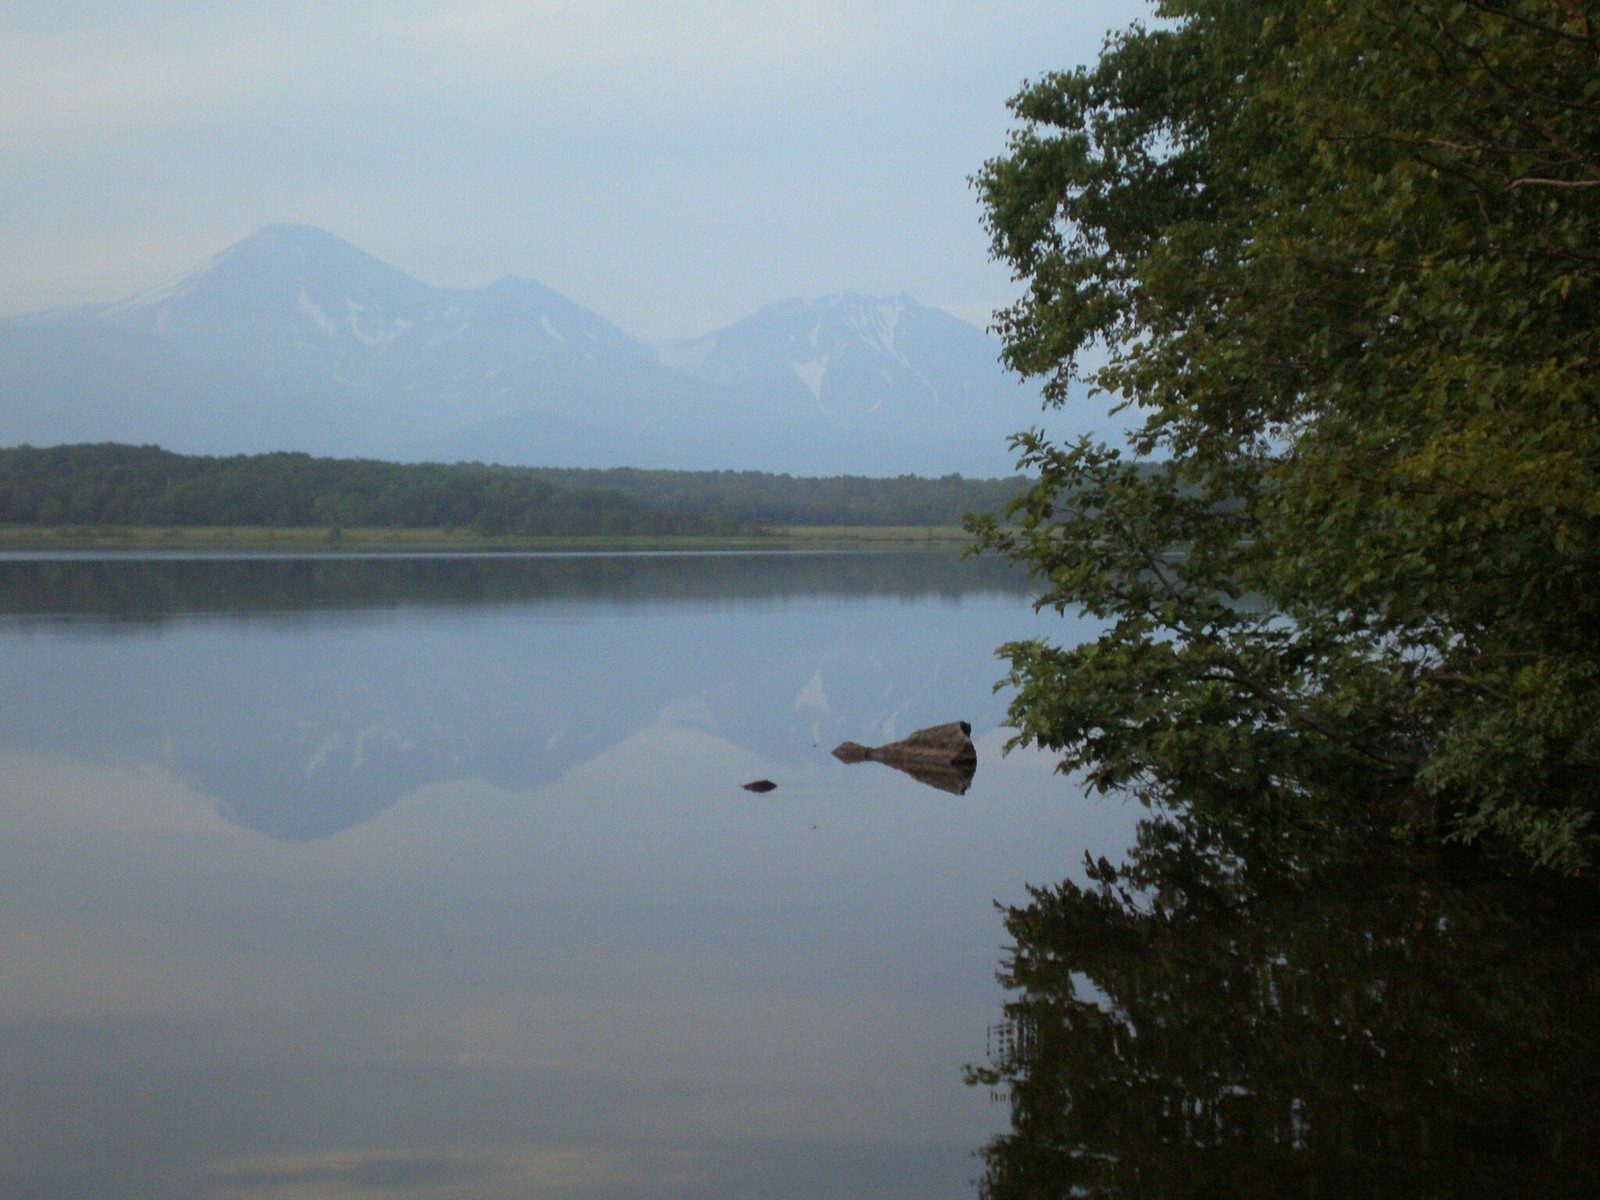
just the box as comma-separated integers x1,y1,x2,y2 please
0,225,1088,476
92,223,441,339
659,294,1013,423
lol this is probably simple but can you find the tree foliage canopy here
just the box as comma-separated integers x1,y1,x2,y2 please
0,443,1026,534
970,0,1600,871
0,443,721,537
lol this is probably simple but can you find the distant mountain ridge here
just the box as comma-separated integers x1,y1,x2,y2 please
0,224,1084,476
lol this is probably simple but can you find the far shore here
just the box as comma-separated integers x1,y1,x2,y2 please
0,524,975,553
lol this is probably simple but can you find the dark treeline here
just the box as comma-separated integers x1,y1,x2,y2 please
521,466,1030,527
0,443,1029,531
0,443,726,536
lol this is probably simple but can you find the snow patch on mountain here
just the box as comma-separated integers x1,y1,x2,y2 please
0,224,1089,476
298,291,338,337
345,299,384,347
792,357,827,400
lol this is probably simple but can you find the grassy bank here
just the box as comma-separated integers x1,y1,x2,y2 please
0,524,975,553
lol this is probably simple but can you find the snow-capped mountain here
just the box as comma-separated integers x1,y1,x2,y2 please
0,225,1079,476
656,293,1012,419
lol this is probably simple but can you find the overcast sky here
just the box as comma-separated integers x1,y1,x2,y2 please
1,1,1147,340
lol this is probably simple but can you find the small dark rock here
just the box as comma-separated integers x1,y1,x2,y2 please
742,779,778,793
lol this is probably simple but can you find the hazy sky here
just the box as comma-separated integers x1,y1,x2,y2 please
1,1,1147,340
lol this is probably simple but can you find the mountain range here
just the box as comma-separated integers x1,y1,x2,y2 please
0,224,1098,477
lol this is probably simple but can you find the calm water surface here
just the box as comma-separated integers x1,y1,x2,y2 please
7,551,1595,1199
0,551,1128,1200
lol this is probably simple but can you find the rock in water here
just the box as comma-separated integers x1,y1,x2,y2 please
831,722,977,794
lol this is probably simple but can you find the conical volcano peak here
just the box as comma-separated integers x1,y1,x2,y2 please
92,225,442,338
196,225,431,304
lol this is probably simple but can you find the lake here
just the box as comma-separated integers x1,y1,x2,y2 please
4,550,1596,1200
0,550,1129,1200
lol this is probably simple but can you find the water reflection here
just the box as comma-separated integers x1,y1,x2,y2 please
0,551,1034,840
1,550,1142,1200
0,549,1024,621
970,803,1600,1198
9,551,1593,1197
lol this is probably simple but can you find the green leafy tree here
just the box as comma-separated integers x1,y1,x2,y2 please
970,0,1600,871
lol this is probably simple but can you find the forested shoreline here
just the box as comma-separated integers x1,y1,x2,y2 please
0,443,1029,535
520,465,1029,527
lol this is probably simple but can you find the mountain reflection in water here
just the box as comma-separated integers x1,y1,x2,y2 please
9,551,1592,1198
0,549,1133,1200
0,551,1032,840
970,801,1600,1198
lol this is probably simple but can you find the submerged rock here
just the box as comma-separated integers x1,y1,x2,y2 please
832,721,977,795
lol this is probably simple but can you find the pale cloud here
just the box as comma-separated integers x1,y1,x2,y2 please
0,0,1151,334
0,12,372,143
381,0,888,92
1,1,885,145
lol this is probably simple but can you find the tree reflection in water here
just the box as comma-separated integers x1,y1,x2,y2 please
969,794,1600,1198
